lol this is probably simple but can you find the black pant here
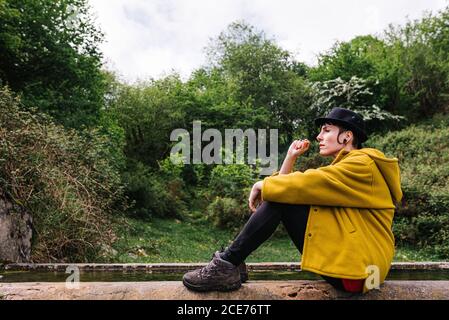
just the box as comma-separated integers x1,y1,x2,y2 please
222,201,345,291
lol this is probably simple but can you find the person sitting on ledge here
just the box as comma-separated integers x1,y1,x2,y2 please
182,107,403,294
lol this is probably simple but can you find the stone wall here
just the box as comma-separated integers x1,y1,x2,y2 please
1,281,449,300
0,196,33,263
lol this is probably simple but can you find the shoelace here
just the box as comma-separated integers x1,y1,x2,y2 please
199,260,219,278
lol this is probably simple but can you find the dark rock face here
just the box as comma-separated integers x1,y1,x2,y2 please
0,196,33,263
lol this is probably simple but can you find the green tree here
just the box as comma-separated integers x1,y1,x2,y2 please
310,35,385,82
310,7,449,124
203,21,313,147
309,76,405,134
0,86,127,262
0,0,106,129
106,74,190,167
384,7,449,121
309,35,405,123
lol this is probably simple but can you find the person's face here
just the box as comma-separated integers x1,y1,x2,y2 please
316,123,349,157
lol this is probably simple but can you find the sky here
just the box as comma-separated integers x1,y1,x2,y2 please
89,0,449,83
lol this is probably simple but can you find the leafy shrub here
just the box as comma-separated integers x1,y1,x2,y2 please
209,163,255,199
122,159,187,220
309,76,405,134
368,119,449,258
205,164,257,229
207,197,250,230
0,87,128,262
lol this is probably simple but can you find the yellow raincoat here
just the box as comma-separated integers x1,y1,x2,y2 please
261,148,403,293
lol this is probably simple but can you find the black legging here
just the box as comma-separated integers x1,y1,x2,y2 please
221,201,346,291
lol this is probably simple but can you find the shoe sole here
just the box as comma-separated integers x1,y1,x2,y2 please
183,278,242,292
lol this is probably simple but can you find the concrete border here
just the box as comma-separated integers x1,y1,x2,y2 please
1,280,449,300
2,262,449,300
2,261,449,272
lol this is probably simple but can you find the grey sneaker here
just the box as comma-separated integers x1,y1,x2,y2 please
182,251,241,292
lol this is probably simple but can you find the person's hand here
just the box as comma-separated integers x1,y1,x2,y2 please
287,139,310,159
248,181,263,213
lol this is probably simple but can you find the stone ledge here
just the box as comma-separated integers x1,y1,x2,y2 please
1,281,449,300
3,261,449,272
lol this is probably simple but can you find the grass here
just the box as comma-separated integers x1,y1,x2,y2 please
111,217,443,263
393,246,442,262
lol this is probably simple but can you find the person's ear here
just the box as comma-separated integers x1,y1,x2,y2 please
343,132,352,144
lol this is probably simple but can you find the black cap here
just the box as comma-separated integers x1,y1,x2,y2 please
314,107,368,143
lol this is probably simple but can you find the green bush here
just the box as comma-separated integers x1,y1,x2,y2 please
207,196,250,230
368,118,449,258
209,163,255,199
122,159,187,220
0,87,128,262
205,163,257,229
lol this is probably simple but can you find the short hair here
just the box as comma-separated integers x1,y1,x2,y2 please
322,121,363,149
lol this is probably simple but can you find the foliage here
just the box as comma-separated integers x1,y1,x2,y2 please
121,159,187,220
310,7,449,124
0,0,106,129
96,108,127,173
208,163,255,199
207,197,249,230
158,154,185,179
309,76,405,134
203,21,313,147
383,8,449,121
310,35,385,82
106,75,190,167
0,87,128,262
368,118,449,258
206,163,256,229
2,3,449,264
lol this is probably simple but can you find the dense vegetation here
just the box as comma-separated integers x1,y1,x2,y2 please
0,1,448,261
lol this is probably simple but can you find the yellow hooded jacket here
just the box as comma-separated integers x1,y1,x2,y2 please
261,148,403,293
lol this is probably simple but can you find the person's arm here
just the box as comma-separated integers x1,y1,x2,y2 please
279,139,310,174
279,155,296,175
248,139,310,212
261,155,375,208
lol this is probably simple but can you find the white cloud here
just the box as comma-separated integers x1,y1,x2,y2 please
89,0,448,83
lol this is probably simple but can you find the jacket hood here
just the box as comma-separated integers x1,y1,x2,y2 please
354,148,403,205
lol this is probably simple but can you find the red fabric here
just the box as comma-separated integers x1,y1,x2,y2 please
342,279,364,293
